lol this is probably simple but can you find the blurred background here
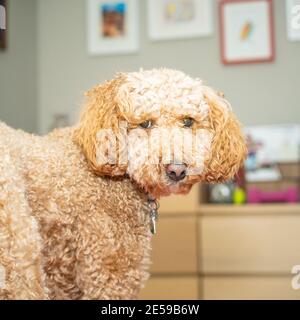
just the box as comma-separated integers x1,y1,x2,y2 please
1,0,300,299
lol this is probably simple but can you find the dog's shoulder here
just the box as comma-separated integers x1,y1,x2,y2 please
45,126,85,163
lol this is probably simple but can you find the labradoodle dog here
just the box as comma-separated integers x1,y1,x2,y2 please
0,69,246,299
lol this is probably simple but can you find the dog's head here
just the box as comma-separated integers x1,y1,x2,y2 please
74,69,247,198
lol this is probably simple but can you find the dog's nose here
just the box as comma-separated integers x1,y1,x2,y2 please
166,164,187,182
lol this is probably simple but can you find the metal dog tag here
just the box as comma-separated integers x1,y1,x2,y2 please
150,209,158,235
147,195,159,235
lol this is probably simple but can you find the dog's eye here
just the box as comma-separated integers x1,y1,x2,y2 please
183,117,194,127
139,120,153,129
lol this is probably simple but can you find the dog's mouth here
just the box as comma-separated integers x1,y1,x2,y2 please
162,167,201,196
147,176,192,198
134,164,199,198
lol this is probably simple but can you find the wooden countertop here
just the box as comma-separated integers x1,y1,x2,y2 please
198,204,300,216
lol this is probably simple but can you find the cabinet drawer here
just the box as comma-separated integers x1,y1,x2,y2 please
201,215,300,273
203,276,300,300
159,184,199,215
151,216,198,273
139,276,199,300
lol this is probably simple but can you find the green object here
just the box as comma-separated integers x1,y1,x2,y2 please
233,187,246,205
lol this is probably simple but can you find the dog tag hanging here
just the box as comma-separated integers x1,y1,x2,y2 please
147,196,159,235
150,208,158,235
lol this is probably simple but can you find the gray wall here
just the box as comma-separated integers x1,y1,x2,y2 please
0,0,37,132
37,0,300,133
1,0,300,133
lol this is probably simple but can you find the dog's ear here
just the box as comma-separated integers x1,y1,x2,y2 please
73,75,128,176
202,87,247,182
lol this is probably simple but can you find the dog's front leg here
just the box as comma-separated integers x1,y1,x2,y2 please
0,149,48,299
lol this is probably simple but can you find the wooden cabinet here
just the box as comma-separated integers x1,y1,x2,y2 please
139,277,199,300
203,277,300,300
150,216,198,274
201,215,300,273
138,185,300,300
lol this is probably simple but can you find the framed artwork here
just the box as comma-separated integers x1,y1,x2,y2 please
220,0,275,65
147,0,213,41
0,0,7,49
86,0,139,56
286,0,300,41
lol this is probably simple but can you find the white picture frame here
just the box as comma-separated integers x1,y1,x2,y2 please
147,0,213,41
286,0,300,41
87,0,139,56
220,0,275,65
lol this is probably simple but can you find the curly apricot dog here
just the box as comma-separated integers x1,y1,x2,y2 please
0,69,246,299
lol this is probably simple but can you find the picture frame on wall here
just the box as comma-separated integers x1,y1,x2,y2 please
86,0,139,56
147,0,213,41
286,0,300,41
0,0,7,49
220,0,275,65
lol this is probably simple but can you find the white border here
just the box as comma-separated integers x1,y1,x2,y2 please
222,1,272,62
147,0,213,41
87,0,139,56
286,0,300,41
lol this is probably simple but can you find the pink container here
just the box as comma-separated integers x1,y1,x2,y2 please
247,187,299,204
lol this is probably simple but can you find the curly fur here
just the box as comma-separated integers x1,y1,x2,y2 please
0,68,246,299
